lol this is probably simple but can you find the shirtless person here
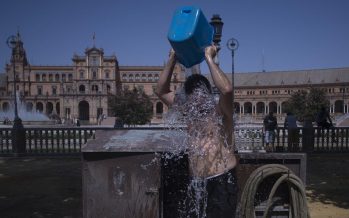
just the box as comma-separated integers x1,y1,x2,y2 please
156,45,237,217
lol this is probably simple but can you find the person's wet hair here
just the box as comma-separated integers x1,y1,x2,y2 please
184,74,212,95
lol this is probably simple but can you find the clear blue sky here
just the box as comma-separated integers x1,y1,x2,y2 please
0,0,348,74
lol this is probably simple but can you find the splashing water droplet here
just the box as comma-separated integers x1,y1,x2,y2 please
162,85,235,217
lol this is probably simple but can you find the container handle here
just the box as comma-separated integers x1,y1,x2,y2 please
182,9,192,14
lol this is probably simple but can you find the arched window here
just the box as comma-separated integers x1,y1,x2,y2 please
46,102,54,115
234,102,240,114
148,74,153,82
2,102,10,112
79,85,85,93
244,102,252,114
129,74,134,82
80,70,85,79
26,102,33,112
56,102,60,115
55,74,60,82
135,74,140,81
335,100,344,113
36,102,44,113
256,102,265,114
269,102,278,114
281,102,287,113
122,74,127,81
92,85,99,92
156,102,163,114
68,74,73,81
107,84,111,93
78,100,90,121
105,70,110,79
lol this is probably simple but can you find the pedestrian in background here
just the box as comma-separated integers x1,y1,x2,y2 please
316,106,333,129
316,106,336,143
263,111,278,152
284,112,299,151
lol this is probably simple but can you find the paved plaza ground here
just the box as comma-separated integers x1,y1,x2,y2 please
306,154,349,218
0,154,348,218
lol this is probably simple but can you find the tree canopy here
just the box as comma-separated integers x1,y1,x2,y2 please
283,87,330,122
108,88,153,126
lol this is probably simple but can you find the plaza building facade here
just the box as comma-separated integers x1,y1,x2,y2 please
208,67,349,124
0,34,348,125
0,34,185,124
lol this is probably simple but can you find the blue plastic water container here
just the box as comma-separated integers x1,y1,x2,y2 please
167,6,213,68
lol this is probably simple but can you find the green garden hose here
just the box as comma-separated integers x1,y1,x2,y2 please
236,164,309,218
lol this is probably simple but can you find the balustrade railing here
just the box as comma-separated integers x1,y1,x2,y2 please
1,126,349,155
0,127,103,155
235,127,349,152
234,127,264,151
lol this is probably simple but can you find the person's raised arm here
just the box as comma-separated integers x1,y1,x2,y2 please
156,50,177,106
204,45,233,117
205,45,233,147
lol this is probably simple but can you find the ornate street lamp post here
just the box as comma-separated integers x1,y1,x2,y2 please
210,15,223,47
210,15,224,103
227,38,239,151
6,35,23,129
210,15,224,65
7,34,25,155
60,80,64,118
227,38,239,110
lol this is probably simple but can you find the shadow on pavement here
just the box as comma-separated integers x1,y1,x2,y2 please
306,153,349,210
0,157,82,218
0,154,348,217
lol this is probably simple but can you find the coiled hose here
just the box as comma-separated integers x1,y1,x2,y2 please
236,164,309,218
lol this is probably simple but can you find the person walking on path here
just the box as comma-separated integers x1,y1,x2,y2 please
263,111,278,151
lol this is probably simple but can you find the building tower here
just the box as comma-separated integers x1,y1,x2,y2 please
5,31,31,103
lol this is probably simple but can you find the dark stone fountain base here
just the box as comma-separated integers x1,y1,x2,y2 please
82,129,306,218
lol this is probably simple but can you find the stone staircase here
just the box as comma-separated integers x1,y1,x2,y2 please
100,116,115,126
336,118,349,127
335,114,349,127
